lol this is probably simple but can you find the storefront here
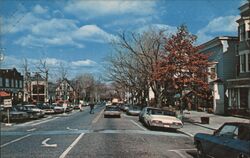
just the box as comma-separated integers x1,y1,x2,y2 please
227,78,250,117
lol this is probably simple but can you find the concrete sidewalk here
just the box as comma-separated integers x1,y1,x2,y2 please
178,110,250,137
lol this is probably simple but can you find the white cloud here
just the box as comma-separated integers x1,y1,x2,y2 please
33,4,48,14
138,24,177,35
73,25,117,43
196,15,239,44
64,0,156,19
71,59,96,67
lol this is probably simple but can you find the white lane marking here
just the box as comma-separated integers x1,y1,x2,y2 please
92,109,104,124
171,150,186,158
177,130,194,137
130,120,147,131
32,117,58,126
27,128,36,132
59,133,85,158
169,149,196,158
66,127,78,131
41,138,57,147
168,148,197,151
0,134,31,148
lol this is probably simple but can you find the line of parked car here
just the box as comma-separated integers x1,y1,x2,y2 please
104,103,183,130
0,103,82,123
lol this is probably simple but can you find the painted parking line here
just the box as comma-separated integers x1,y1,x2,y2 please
31,117,59,126
169,148,197,158
130,120,147,131
0,134,31,148
59,133,85,158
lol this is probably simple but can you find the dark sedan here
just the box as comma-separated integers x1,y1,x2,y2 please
194,122,250,158
0,107,29,122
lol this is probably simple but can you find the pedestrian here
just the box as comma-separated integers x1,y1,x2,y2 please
90,103,94,114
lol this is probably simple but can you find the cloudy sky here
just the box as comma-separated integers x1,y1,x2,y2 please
0,0,247,81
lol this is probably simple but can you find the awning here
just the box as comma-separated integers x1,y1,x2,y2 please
0,91,10,97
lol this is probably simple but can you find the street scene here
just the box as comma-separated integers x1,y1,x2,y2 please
1,0,250,158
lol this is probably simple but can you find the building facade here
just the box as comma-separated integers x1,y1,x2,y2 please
227,0,250,117
199,36,238,114
55,79,76,103
0,68,24,104
30,73,47,103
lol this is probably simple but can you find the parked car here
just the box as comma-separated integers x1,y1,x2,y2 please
126,106,141,116
104,105,121,118
0,107,29,122
53,105,64,114
15,105,42,119
120,104,130,112
194,122,250,158
24,104,45,118
37,104,55,115
140,107,183,130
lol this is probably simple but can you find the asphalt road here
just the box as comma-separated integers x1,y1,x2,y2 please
0,105,197,158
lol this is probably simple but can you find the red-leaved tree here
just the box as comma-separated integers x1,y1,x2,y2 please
154,25,211,113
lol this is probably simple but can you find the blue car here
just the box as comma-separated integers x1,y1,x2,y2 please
194,122,250,158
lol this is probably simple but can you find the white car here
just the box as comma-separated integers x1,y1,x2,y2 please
143,107,183,129
24,104,45,118
104,106,121,118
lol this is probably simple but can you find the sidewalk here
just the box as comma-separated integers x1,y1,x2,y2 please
179,110,250,137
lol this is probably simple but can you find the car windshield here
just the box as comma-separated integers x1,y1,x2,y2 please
106,106,119,111
1,0,249,157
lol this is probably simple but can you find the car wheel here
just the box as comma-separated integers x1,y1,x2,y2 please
197,143,205,158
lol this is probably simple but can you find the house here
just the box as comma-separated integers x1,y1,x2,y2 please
0,68,24,105
30,72,48,103
55,79,76,103
227,0,250,117
199,36,238,114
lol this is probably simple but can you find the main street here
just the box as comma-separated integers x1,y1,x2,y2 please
0,105,196,158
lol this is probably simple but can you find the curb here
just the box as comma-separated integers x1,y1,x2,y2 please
184,120,216,131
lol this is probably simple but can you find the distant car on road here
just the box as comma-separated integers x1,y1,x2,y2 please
194,122,250,158
139,107,182,130
104,105,121,118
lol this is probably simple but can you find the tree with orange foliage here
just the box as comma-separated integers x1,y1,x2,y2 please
154,25,211,113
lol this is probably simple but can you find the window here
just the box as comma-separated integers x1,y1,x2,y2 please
219,125,238,138
248,54,250,72
0,77,2,87
239,24,245,41
210,67,216,79
11,79,14,88
5,78,9,87
240,54,246,72
19,80,23,88
16,80,18,88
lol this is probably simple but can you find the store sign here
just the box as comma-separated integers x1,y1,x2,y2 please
3,99,12,107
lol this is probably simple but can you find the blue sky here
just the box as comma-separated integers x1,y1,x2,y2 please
0,0,247,81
